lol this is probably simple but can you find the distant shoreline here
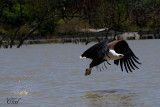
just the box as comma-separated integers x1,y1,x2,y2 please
23,37,159,45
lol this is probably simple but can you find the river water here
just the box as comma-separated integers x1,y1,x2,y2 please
0,39,160,107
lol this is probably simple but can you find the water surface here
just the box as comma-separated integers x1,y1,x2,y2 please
0,40,160,107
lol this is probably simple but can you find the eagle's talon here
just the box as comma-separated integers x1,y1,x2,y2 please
85,69,91,76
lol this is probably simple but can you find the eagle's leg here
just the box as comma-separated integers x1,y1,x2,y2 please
85,60,104,76
85,60,100,76
85,60,96,76
85,68,92,76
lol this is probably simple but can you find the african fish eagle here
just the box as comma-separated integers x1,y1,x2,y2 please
80,40,141,76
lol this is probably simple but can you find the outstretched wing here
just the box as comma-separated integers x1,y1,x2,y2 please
114,40,141,73
81,40,109,61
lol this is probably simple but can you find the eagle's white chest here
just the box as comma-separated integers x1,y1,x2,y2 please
104,49,123,60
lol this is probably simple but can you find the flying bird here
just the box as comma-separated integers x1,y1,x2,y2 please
80,40,141,76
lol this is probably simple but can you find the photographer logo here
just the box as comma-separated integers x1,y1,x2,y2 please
7,97,21,104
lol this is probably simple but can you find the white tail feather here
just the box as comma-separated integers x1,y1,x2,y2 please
80,56,86,59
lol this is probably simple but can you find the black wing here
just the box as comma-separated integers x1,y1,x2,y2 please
114,40,141,73
81,40,109,61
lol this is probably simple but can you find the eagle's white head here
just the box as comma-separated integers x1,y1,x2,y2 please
105,49,124,60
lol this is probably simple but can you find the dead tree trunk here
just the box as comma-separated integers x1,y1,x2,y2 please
17,9,48,48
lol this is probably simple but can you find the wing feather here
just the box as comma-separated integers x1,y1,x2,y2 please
81,40,109,60
120,59,123,71
114,40,141,73
128,59,135,70
126,59,132,72
123,59,129,73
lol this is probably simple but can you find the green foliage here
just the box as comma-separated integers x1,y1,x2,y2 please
38,19,57,35
2,4,30,27
57,18,90,33
1,0,160,40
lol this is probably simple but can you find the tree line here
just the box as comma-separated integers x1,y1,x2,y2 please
0,0,160,48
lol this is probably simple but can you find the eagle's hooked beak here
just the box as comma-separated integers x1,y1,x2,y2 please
119,54,124,58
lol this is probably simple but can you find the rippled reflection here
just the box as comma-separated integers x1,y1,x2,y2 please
83,89,143,107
